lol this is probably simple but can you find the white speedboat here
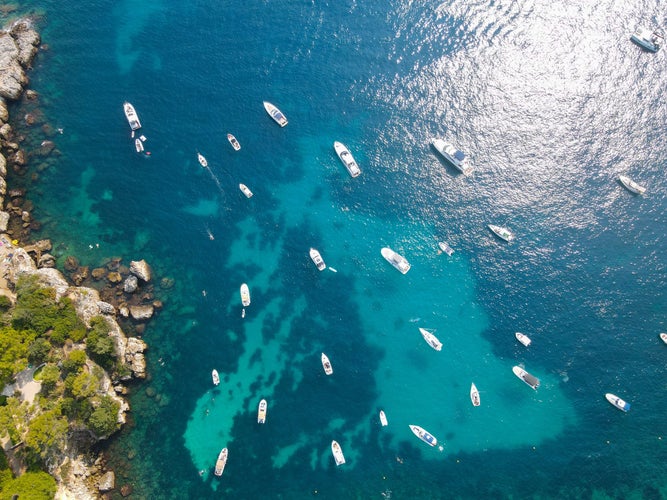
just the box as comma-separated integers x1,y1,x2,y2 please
321,353,333,375
512,366,540,390
470,383,480,407
214,448,228,476
618,175,646,195
123,102,141,130
431,138,473,175
309,248,326,271
239,183,253,198
227,133,241,151
515,332,532,347
134,138,144,153
240,283,251,307
263,101,288,127
438,241,454,256
212,369,220,386
419,328,443,351
379,410,388,427
630,27,663,52
333,141,361,178
409,424,438,447
488,224,514,242
331,440,345,466
381,247,411,274
660,333,667,345
257,399,267,424
605,393,631,412
197,152,208,168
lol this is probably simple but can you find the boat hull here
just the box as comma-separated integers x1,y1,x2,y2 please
333,141,361,178
419,328,443,351
310,248,326,271
321,353,333,375
331,440,346,465
605,393,630,412
660,333,667,345
263,101,288,127
214,448,228,476
123,102,141,130
470,383,480,406
257,399,267,424
239,184,253,198
619,175,646,194
512,365,540,390
409,424,438,447
515,332,531,346
431,138,473,175
379,410,388,426
212,369,220,386
240,284,251,307
381,247,411,274
489,224,514,242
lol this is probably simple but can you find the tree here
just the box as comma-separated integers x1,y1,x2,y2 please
0,327,29,390
24,409,68,460
62,349,87,374
0,470,56,499
69,371,98,400
87,395,120,437
39,364,61,395
27,337,52,364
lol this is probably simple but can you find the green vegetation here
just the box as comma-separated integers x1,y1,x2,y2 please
0,470,56,500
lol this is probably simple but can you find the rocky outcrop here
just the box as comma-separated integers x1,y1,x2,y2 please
129,259,151,282
0,20,39,101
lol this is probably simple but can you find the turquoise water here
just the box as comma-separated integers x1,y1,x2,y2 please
9,0,667,498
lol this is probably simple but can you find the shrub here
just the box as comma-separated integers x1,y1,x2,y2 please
0,294,12,312
62,349,87,374
24,408,68,460
39,364,61,395
0,470,56,499
87,395,120,437
27,337,52,364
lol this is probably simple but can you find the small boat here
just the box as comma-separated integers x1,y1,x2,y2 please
240,283,251,307
618,175,646,195
630,27,664,52
257,399,267,424
512,366,540,390
123,101,141,131
134,138,144,153
197,152,208,168
331,440,345,466
379,410,388,426
381,247,411,274
239,183,253,198
227,133,241,151
206,228,215,240
214,448,228,476
263,101,288,127
419,328,443,351
660,333,667,345
309,248,326,271
431,138,473,175
333,141,361,178
438,241,454,256
515,332,532,347
408,424,438,447
212,369,220,386
605,393,631,412
321,353,333,375
488,224,514,242
470,383,480,407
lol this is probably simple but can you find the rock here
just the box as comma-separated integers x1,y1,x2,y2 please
37,253,55,268
0,33,27,100
107,271,122,284
123,275,138,293
97,471,115,492
160,276,174,289
21,210,30,223
0,123,11,140
37,140,55,156
120,484,133,497
125,337,147,378
96,301,116,315
9,19,41,67
91,267,106,280
0,97,7,122
119,305,129,318
11,149,25,165
0,211,9,232
129,259,151,282
25,89,38,100
71,266,89,286
23,238,51,254
129,304,153,321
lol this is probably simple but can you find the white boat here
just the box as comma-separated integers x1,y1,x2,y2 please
470,383,480,407
331,440,345,466
134,138,144,153
381,247,410,274
214,448,228,476
618,175,646,195
605,393,631,412
379,410,388,426
515,332,532,347
123,102,141,131
409,424,438,447
309,248,326,271
263,101,288,127
197,152,208,168
630,27,663,52
438,241,454,256
488,224,514,242
419,328,443,351
321,353,333,375
512,366,540,390
227,133,241,151
660,333,667,345
212,369,220,386
240,283,250,307
431,138,473,175
239,183,253,198
333,141,361,178
257,399,267,424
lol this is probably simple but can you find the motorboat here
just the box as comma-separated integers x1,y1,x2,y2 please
240,283,251,307
488,224,514,242
660,333,667,345
512,366,540,390
331,440,346,466
419,328,443,351
123,102,141,130
438,241,454,256
321,353,333,375
333,141,361,178
515,332,532,347
263,101,288,127
618,175,646,195
239,183,253,198
409,424,437,447
381,247,411,274
214,448,228,476
227,133,241,151
470,383,480,407
134,138,144,153
257,399,267,424
309,248,326,271
197,152,208,168
379,410,388,426
630,27,663,52
431,138,473,175
605,393,631,412
212,369,220,386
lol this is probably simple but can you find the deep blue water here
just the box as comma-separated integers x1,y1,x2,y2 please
8,0,667,498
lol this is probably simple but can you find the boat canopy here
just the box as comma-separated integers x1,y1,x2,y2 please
454,150,466,161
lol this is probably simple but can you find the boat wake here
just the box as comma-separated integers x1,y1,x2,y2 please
202,165,225,196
